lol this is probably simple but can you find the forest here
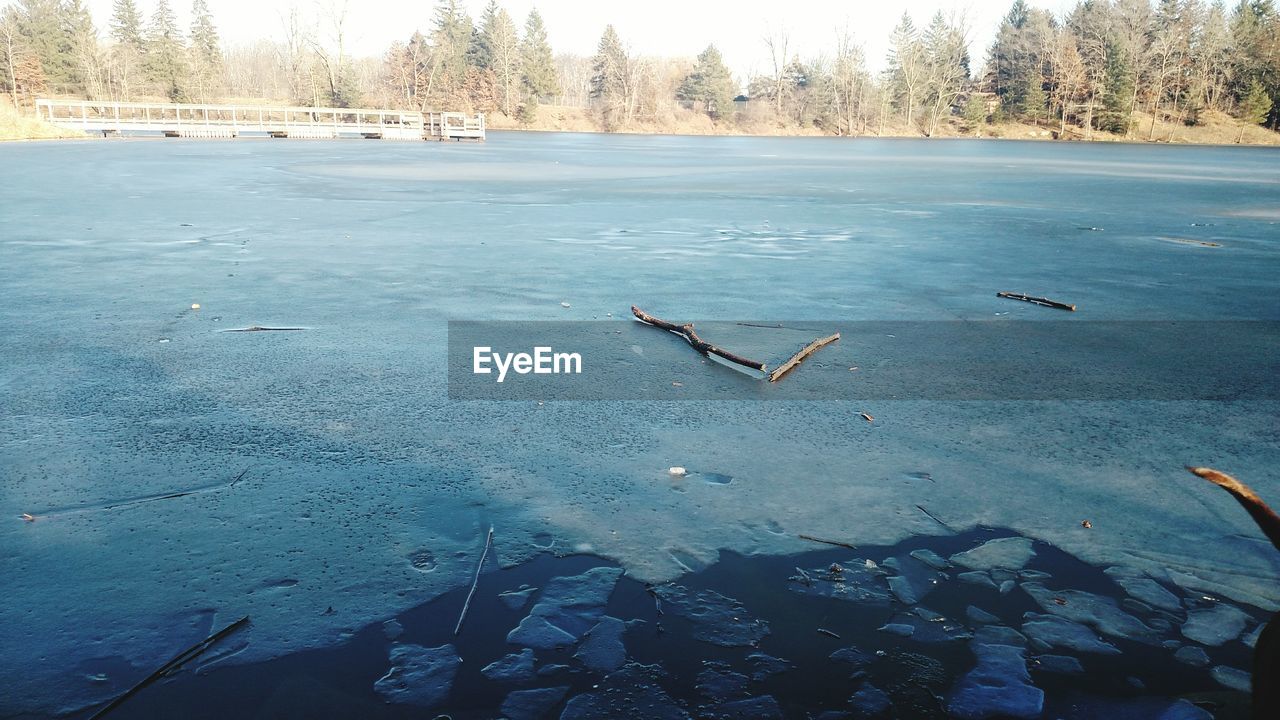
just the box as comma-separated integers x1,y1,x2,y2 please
2,0,1279,139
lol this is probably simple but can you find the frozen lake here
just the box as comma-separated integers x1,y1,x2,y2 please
2,133,1279,717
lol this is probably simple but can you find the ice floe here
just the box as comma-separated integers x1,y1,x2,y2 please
1180,602,1251,646
653,585,770,647
1021,582,1159,645
950,538,1035,572
373,643,460,709
507,567,622,649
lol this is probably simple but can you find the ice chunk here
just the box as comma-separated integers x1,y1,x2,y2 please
849,683,892,716
1242,622,1264,648
950,538,1035,572
910,548,952,570
559,663,689,719
1104,568,1182,612
1020,613,1120,655
500,685,569,720
1031,654,1083,674
381,619,403,641
747,652,792,680
974,625,1026,647
498,586,538,611
1021,583,1159,645
789,560,893,605
1210,665,1251,692
652,585,769,647
967,606,1000,625
1181,603,1251,646
537,663,571,677
830,646,872,667
696,665,750,702
373,643,460,709
957,571,998,590
481,648,535,683
574,616,627,672
881,610,972,643
709,695,783,719
507,567,622,649
883,554,944,605
946,638,1043,719
1173,645,1210,667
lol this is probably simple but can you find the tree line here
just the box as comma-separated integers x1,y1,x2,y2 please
2,0,1278,136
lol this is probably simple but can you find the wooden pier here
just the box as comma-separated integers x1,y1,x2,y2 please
35,99,485,141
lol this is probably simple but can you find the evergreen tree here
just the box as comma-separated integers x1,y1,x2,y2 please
1097,37,1134,133
590,24,629,129
13,0,78,90
468,0,499,70
676,44,736,118
430,0,472,98
188,0,221,100
145,0,187,101
1239,78,1274,123
109,0,144,50
520,8,558,99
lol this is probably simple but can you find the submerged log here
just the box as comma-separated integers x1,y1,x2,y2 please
631,306,766,372
996,291,1077,311
767,333,841,383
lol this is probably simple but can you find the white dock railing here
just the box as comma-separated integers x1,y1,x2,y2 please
35,99,485,141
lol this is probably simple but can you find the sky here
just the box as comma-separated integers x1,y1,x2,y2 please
83,0,1075,82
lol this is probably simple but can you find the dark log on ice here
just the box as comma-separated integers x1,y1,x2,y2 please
767,332,841,383
996,291,1077,311
87,616,250,720
1186,466,1280,718
631,306,767,372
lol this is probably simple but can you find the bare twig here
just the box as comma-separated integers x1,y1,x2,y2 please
916,505,954,532
798,534,857,550
768,332,841,383
87,616,250,720
996,291,1076,311
454,526,495,635
632,306,766,371
817,628,841,639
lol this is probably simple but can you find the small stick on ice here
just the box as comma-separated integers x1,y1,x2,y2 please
87,616,250,720
454,525,495,635
767,332,841,383
996,291,1077,312
1187,466,1280,552
817,628,841,639
798,534,857,550
916,505,954,532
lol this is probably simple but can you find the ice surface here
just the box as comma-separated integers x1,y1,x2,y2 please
882,554,945,605
498,586,538,611
560,663,689,719
950,538,1035,572
696,665,751,702
1020,613,1120,655
789,560,893,605
966,606,1001,624
500,685,570,720
1173,645,1210,667
747,652,792,680
910,548,952,570
653,585,770,647
946,637,1043,719
3,137,1279,715
880,609,972,643
1210,665,1251,692
372,643,460,709
574,615,627,672
481,648,536,683
1021,583,1160,645
1031,654,1083,674
849,683,892,716
1180,603,1251,646
957,571,999,590
829,646,872,667
706,695,784,719
1104,568,1182,612
507,567,622,649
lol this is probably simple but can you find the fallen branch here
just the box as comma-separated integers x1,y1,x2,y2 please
798,534,857,550
996,292,1076,312
88,616,250,720
768,333,841,383
916,505,954,532
221,326,306,332
631,306,766,371
817,628,841,639
1187,467,1280,552
454,526,495,635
